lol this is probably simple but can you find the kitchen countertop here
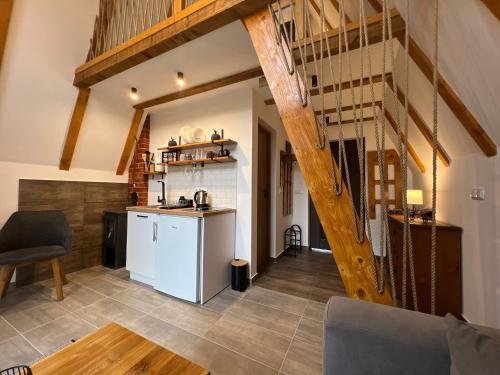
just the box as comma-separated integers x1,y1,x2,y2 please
126,206,236,218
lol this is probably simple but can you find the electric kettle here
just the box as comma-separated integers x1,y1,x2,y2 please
194,189,209,211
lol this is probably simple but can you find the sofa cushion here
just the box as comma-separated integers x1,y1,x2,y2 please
445,313,500,375
0,245,68,265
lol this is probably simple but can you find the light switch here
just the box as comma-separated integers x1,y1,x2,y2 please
470,187,485,201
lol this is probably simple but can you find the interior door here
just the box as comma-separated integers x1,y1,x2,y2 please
257,125,272,273
309,139,365,251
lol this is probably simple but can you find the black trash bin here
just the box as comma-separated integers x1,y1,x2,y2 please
231,259,249,292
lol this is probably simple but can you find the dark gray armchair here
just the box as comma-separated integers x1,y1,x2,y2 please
0,211,73,300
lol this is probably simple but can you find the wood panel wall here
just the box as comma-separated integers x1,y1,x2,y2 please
16,180,128,286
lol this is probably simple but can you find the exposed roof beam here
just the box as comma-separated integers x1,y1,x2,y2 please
381,106,426,173
0,0,14,73
59,87,91,170
367,0,383,13
293,9,404,64
328,0,351,23
481,1,500,21
74,0,273,87
265,72,389,105
315,101,382,116
309,0,334,29
386,77,451,167
135,67,263,109
396,34,496,156
117,110,145,175
327,116,375,126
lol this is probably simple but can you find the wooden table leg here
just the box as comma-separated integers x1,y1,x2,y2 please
51,259,64,301
0,264,16,298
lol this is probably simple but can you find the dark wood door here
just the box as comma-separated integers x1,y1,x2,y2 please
257,126,272,273
309,139,365,250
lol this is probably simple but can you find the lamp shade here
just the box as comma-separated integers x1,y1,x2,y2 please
407,189,423,205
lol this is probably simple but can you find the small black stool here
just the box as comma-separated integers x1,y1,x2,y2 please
284,224,302,257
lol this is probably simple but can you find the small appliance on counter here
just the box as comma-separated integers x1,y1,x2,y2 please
194,189,209,211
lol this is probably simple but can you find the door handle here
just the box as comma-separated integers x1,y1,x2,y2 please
137,215,148,218
153,222,158,242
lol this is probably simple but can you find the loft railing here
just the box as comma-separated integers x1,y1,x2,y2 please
86,0,201,62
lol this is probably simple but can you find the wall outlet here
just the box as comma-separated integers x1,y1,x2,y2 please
470,187,485,201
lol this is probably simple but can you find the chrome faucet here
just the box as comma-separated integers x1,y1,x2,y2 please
157,180,166,206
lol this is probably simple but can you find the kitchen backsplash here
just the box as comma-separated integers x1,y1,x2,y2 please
166,163,237,208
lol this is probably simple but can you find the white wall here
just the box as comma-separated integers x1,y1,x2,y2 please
252,90,294,260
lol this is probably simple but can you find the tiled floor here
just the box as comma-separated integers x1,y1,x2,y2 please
0,254,339,375
255,248,346,303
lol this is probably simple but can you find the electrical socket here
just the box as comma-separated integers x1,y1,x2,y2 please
470,187,485,201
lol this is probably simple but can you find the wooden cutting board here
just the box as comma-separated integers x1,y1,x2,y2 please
31,322,210,375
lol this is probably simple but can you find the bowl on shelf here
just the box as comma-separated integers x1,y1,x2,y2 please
192,128,205,143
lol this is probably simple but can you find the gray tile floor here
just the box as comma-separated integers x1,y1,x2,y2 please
0,265,326,374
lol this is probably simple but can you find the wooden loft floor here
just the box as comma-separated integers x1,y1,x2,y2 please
73,0,273,87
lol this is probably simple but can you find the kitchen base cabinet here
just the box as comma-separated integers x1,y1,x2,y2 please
126,209,236,304
126,212,157,286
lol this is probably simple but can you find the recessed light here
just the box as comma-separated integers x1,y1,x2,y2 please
129,87,139,100
177,72,185,87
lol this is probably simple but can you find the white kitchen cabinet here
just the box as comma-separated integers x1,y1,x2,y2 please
155,215,201,302
126,211,157,285
126,209,236,303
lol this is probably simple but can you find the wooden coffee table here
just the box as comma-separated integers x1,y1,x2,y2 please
31,322,210,375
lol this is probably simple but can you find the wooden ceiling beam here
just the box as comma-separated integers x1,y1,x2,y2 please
315,101,382,116
327,116,375,126
0,0,14,72
116,109,145,175
363,0,496,157
381,106,426,173
480,0,500,21
367,0,383,13
74,0,273,87
396,34,496,157
293,9,404,64
328,0,351,23
309,0,334,29
265,72,389,105
386,77,451,167
59,87,91,170
134,66,263,109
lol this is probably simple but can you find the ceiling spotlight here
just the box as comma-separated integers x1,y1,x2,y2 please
177,72,185,87
129,87,139,100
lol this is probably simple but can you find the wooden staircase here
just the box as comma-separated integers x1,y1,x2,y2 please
244,8,392,305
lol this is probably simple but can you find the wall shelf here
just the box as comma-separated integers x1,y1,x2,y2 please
158,139,236,151
144,171,166,179
161,156,236,167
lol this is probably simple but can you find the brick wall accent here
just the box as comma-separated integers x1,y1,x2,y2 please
128,115,150,206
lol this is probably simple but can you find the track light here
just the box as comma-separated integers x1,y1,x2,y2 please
177,72,185,87
129,87,139,100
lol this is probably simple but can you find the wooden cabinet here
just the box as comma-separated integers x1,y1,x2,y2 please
388,214,463,317
126,212,157,285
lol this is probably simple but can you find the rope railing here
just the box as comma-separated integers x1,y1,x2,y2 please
268,0,440,312
86,0,202,62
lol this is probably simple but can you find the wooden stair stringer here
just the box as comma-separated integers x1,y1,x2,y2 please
244,9,393,305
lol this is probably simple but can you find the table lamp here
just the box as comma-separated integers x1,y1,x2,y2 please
407,189,423,220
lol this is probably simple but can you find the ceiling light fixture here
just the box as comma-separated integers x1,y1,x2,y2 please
177,72,185,87
129,87,139,100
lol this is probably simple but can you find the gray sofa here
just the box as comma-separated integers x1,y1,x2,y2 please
324,296,500,375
